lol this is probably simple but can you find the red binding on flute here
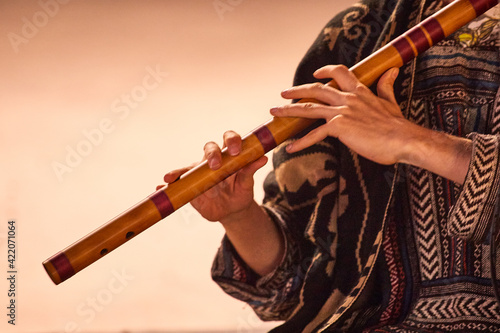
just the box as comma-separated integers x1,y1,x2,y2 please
43,0,499,285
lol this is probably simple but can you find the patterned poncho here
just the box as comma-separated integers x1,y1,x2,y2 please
211,0,500,331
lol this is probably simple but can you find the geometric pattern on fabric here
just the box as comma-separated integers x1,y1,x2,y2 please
211,2,500,332
448,134,500,242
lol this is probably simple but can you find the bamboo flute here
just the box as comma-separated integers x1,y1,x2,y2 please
43,0,499,285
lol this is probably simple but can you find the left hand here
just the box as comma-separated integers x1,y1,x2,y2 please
270,65,413,165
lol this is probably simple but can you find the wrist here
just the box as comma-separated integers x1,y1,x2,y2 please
219,201,285,276
219,200,262,229
397,123,472,184
397,122,435,166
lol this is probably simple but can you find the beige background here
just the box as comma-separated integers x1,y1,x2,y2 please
0,0,355,332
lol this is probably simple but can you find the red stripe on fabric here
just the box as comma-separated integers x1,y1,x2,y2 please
421,18,445,45
149,190,175,219
392,36,415,65
50,252,75,283
407,27,430,54
437,105,444,130
468,0,498,17
253,125,277,153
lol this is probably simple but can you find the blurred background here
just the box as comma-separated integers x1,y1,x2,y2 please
0,0,355,332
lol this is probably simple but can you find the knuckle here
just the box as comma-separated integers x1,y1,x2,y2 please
303,102,317,110
330,114,345,126
344,93,358,104
311,82,324,90
354,83,368,95
338,105,350,114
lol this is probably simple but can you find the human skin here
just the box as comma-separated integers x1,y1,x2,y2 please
160,65,472,276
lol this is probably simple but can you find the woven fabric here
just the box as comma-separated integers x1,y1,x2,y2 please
211,1,500,332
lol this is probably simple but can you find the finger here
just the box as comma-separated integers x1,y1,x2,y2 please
313,65,359,92
156,185,165,191
163,165,193,183
270,103,343,120
280,82,345,106
236,156,268,190
377,67,399,105
223,130,242,156
204,141,222,169
285,122,334,153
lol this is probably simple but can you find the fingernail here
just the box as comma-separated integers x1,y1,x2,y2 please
270,106,280,115
209,159,220,169
228,145,239,156
286,143,294,153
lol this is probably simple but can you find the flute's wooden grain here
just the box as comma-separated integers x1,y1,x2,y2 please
43,0,498,285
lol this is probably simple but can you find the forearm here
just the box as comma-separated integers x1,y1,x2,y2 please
220,201,285,277
398,121,472,184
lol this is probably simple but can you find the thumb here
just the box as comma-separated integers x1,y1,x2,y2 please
236,156,268,190
377,67,399,104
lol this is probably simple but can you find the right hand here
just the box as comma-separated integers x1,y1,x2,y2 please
157,130,268,223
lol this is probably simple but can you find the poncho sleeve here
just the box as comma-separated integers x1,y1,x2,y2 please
448,129,500,243
210,197,314,321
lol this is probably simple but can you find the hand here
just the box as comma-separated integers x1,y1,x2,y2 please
158,130,268,223
270,65,412,165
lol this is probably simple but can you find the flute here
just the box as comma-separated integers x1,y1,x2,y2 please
43,0,499,285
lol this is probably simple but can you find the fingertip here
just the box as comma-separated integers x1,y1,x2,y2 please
315,64,348,75
163,171,179,183
392,67,399,79
281,88,292,97
313,68,329,79
255,155,268,168
270,106,283,116
381,67,399,83
377,68,398,104
240,155,269,179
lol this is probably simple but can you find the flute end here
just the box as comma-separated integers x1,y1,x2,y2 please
42,252,75,285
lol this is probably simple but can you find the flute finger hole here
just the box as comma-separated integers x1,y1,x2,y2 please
100,249,108,256
126,231,135,239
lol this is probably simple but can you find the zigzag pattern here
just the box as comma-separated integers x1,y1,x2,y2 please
380,234,397,323
379,218,405,324
443,106,456,134
448,135,498,241
411,295,500,320
409,98,427,126
409,167,441,280
453,238,464,276
489,89,500,135
407,97,442,281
